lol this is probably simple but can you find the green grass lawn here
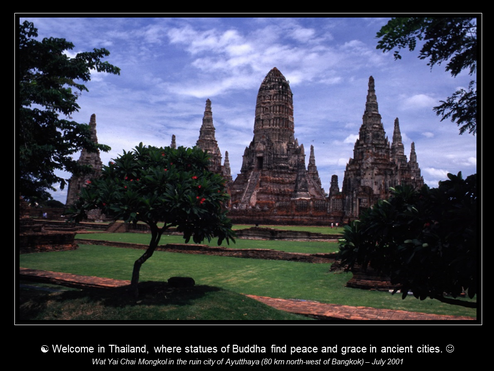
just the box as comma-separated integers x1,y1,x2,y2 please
77,233,340,254
19,244,476,318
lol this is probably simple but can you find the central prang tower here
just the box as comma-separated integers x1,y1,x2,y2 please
253,67,295,145
230,67,325,212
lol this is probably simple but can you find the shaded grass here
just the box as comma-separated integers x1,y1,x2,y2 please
19,245,476,318
19,281,311,321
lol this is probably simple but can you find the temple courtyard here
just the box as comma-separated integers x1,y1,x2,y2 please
18,224,476,321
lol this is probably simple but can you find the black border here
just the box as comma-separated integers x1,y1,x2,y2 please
12,11,484,368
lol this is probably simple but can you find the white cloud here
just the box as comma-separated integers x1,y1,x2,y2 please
422,167,451,188
141,23,167,44
167,26,244,56
343,134,359,143
319,157,350,167
445,153,477,169
338,39,386,68
228,43,253,57
167,73,259,98
320,76,342,85
22,17,476,200
424,167,450,179
50,181,69,204
400,94,437,110
465,156,477,167
163,19,385,99
290,27,316,43
401,131,412,145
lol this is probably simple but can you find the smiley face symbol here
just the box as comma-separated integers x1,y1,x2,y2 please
445,344,454,353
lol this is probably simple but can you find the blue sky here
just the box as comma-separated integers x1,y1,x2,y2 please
21,16,477,203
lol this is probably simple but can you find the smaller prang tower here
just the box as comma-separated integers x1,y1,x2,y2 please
65,114,105,221
66,114,103,206
195,99,232,183
339,76,424,219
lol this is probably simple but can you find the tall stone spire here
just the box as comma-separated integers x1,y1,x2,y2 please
196,99,222,174
308,144,316,167
236,67,300,176
355,76,389,158
329,174,340,198
408,142,424,188
307,145,324,196
198,99,216,141
341,77,392,218
365,76,379,115
66,114,103,209
338,77,425,219
222,151,232,183
391,117,407,167
88,113,98,143
392,117,403,144
409,142,417,163
170,134,176,149
230,67,326,210
293,145,310,199
253,67,295,144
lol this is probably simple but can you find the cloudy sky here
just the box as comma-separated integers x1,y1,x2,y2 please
21,16,477,203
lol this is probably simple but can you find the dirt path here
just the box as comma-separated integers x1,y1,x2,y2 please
246,295,475,321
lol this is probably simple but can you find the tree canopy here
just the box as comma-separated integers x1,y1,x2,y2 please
18,20,120,201
376,17,477,135
338,173,477,304
69,143,235,296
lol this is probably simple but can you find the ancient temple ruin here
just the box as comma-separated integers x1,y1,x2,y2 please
190,70,424,224
195,99,232,184
65,114,104,220
228,67,328,224
65,70,424,225
226,71,423,223
331,76,424,219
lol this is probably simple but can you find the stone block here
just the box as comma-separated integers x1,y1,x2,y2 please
168,277,195,288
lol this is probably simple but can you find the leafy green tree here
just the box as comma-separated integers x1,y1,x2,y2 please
18,20,120,202
376,17,477,135
69,143,235,297
339,173,477,304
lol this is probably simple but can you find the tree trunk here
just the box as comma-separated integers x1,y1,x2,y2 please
131,224,162,298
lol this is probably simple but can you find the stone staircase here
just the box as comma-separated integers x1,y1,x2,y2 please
240,170,261,205
105,221,127,233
